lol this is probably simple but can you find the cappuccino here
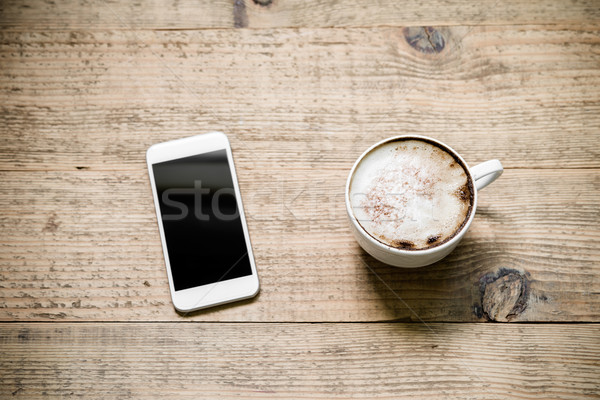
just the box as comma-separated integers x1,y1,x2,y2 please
349,138,473,250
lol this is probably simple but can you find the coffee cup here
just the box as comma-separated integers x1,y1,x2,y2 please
345,135,503,268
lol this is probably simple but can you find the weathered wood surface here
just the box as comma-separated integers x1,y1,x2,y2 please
0,169,598,321
1,25,600,322
1,27,599,170
1,0,599,398
1,0,599,30
1,323,599,399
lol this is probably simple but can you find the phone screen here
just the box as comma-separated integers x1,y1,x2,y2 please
152,149,252,291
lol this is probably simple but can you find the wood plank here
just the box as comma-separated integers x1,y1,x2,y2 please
1,322,599,399
1,0,599,30
0,169,598,322
1,26,599,170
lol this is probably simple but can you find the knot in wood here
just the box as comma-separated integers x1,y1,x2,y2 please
479,268,530,322
403,27,445,54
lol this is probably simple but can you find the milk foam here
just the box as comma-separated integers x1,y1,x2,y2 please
349,139,472,250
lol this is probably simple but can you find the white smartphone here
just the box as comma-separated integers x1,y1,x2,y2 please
146,132,260,312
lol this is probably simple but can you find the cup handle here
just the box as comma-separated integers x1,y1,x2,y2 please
471,159,503,191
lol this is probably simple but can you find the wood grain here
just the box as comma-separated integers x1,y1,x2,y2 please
1,26,599,170
1,323,599,399
1,0,599,396
1,0,599,30
0,168,598,322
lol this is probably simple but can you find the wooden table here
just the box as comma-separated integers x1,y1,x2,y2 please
1,1,599,398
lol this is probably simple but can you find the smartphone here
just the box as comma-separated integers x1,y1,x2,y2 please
146,132,260,312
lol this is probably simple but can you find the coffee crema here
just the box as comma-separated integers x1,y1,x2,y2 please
349,138,473,250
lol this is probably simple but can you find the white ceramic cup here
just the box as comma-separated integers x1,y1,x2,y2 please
345,135,503,268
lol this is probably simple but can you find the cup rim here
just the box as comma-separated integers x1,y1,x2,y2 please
345,134,478,256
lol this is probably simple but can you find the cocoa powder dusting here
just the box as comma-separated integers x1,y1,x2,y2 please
391,239,415,249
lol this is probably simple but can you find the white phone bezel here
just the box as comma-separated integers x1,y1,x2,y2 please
146,132,259,312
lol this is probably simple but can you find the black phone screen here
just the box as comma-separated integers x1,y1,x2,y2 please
152,149,252,291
